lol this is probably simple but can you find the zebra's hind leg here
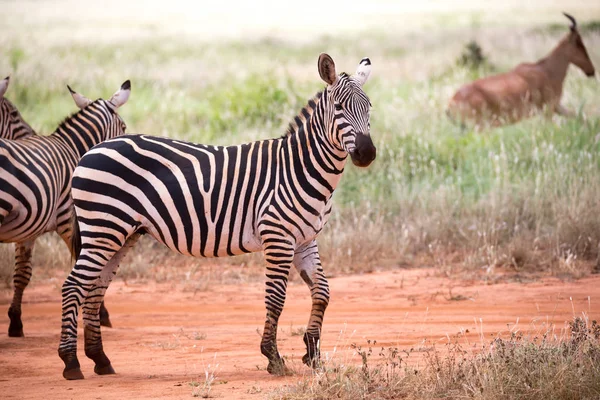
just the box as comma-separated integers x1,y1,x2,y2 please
260,241,294,376
8,240,35,337
293,240,329,369
57,215,113,329
59,237,129,380
83,233,141,376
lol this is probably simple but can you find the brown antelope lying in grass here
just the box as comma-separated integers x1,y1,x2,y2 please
447,13,596,129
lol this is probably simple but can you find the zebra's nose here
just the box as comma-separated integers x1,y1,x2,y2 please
350,132,376,167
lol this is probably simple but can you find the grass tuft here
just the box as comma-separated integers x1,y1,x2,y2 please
272,317,600,400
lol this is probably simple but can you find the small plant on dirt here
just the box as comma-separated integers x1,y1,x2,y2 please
190,353,220,398
289,323,306,337
180,328,207,341
0,245,13,288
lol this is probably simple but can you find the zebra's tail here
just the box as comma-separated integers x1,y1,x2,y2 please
68,206,82,262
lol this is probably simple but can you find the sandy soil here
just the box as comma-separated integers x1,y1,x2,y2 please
0,268,598,399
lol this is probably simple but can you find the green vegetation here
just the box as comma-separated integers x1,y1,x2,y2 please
1,1,600,286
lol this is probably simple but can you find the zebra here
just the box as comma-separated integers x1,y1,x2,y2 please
0,76,36,140
58,53,375,380
1,80,131,337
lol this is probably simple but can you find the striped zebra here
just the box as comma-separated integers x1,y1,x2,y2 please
0,76,36,140
58,53,375,380
1,80,131,337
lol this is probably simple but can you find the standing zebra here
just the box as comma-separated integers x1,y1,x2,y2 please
1,80,130,337
58,53,375,380
0,76,36,140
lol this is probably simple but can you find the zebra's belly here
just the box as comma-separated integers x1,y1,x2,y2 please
144,220,264,258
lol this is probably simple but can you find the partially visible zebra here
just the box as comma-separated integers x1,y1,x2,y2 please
1,80,131,337
58,53,375,380
0,76,36,140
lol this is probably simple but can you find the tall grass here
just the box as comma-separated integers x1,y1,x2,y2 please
1,3,599,282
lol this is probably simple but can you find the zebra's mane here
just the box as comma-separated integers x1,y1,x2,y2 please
281,90,324,139
281,73,350,139
55,99,104,131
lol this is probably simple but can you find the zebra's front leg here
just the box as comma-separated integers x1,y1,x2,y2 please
8,240,35,337
293,240,329,369
260,243,294,376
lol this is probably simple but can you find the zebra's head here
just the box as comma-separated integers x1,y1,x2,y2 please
0,76,35,139
318,54,376,168
67,80,131,140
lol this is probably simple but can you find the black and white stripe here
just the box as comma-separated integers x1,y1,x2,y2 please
0,77,35,140
58,54,375,380
1,81,130,337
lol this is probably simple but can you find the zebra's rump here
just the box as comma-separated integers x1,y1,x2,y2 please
0,140,66,242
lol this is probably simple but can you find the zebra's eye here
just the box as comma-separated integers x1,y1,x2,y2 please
334,103,343,111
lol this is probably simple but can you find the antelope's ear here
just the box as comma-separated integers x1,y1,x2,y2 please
318,53,338,86
354,58,372,86
0,76,9,98
109,80,131,108
67,85,92,109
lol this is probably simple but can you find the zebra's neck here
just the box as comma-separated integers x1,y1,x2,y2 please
51,101,110,159
1,99,36,139
280,88,348,197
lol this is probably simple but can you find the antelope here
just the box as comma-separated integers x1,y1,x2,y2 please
447,13,595,128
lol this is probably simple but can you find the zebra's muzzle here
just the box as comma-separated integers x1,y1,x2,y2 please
350,132,376,167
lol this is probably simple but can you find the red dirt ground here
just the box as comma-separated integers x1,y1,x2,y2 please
1,268,598,399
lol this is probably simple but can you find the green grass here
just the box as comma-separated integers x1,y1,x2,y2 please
1,1,600,282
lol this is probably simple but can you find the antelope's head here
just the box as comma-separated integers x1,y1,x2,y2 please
563,13,595,77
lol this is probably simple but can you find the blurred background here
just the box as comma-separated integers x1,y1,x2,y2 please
1,0,600,285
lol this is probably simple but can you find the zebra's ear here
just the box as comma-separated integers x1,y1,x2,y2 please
109,80,131,108
67,85,92,109
318,53,338,86
354,58,372,86
0,76,9,98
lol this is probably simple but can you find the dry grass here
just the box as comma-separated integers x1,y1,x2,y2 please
0,244,14,288
1,2,600,288
271,316,600,400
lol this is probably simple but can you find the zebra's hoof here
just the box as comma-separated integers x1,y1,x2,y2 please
94,363,116,375
267,360,294,376
8,327,24,337
7,309,24,337
63,368,85,380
